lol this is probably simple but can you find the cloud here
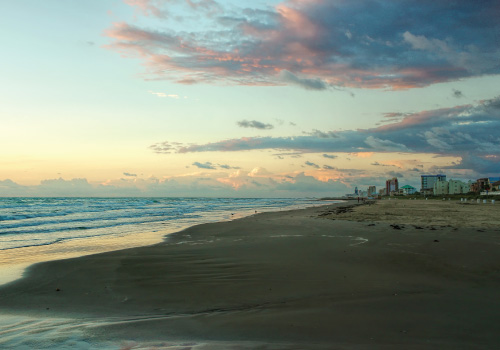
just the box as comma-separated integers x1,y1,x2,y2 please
305,161,320,169
149,141,184,154
371,162,392,167
443,154,500,174
106,1,500,89
364,136,411,152
279,70,330,90
2,178,110,197
185,0,221,13
219,164,241,170
304,130,338,138
378,113,408,125
192,161,217,170
247,167,273,177
453,89,464,98
387,171,404,178
0,166,372,197
237,120,274,130
149,91,181,99
124,0,167,17
273,152,303,159
192,161,240,170
403,31,450,52
148,96,500,176
123,172,137,177
322,154,337,159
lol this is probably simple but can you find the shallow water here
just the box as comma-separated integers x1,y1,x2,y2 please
0,197,326,251
0,314,336,350
0,197,336,285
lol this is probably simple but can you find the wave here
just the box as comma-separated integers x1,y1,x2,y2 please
0,197,329,251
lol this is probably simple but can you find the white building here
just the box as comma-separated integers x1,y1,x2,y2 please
433,179,471,195
434,179,449,195
448,179,471,194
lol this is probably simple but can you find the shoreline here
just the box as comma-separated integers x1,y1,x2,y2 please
1,199,499,349
0,199,339,287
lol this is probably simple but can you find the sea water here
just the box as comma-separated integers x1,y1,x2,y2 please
0,197,330,282
0,197,329,251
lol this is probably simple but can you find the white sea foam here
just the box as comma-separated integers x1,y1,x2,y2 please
0,198,333,251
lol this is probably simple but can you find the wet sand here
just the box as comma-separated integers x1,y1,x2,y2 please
0,200,499,349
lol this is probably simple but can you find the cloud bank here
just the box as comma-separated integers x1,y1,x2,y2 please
151,96,500,175
0,171,350,198
106,0,500,89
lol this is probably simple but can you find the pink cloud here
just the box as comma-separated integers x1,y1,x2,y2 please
106,1,500,89
124,0,166,18
373,105,471,132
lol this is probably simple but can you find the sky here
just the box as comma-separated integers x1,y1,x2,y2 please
1,0,500,197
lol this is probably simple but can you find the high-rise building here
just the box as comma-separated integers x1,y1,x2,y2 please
386,177,398,195
421,174,446,193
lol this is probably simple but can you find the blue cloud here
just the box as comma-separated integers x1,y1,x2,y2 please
237,120,274,130
192,162,217,170
192,162,240,170
322,154,337,159
108,0,500,89
151,96,500,175
305,161,320,169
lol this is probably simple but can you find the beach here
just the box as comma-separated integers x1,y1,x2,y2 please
0,199,499,349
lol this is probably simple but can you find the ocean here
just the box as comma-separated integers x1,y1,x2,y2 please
0,197,328,252
0,197,334,285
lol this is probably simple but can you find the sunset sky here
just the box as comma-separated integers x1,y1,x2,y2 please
1,0,499,197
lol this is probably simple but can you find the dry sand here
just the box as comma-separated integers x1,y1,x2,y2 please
0,200,499,349
323,198,500,229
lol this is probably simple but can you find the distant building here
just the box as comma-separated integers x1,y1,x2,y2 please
379,188,387,196
368,186,377,197
470,182,479,193
492,181,500,191
474,178,491,193
448,179,471,194
421,174,446,194
386,177,399,196
433,179,449,195
344,186,362,198
433,179,471,195
400,185,416,195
